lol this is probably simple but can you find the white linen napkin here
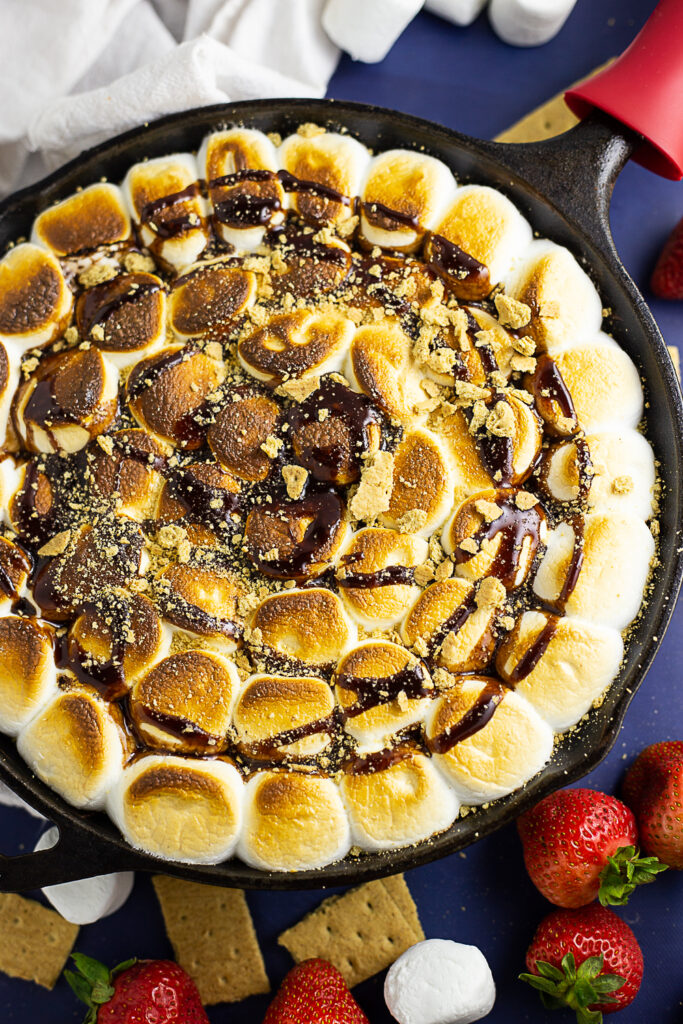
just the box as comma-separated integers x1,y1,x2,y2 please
0,0,340,196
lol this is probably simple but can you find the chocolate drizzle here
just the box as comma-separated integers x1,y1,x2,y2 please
557,515,585,610
337,564,416,589
337,662,431,718
426,233,491,299
508,615,559,684
453,494,544,588
428,681,504,754
139,182,203,238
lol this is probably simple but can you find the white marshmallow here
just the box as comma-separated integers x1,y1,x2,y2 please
34,827,134,925
489,0,577,47
322,0,423,63
385,939,496,1024
425,0,488,27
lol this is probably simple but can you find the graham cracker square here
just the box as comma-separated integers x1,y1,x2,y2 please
152,876,269,1006
0,892,79,989
278,874,423,987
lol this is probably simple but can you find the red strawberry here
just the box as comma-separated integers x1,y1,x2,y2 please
623,740,683,868
517,787,666,908
651,216,683,298
263,959,369,1024
521,905,643,1021
65,953,209,1024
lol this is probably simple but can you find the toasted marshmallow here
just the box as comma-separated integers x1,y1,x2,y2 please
208,389,281,482
337,528,428,629
497,610,623,731
269,232,353,303
90,428,167,520
199,128,284,249
341,753,459,851
168,261,256,342
0,458,22,523
552,338,643,432
360,150,457,251
0,617,56,735
443,488,546,589
76,271,167,369
401,577,500,674
17,686,127,809
32,519,145,620
238,770,350,871
0,536,32,614
130,649,238,754
0,343,20,449
156,564,243,642
155,461,241,547
541,429,655,519
245,492,348,582
12,347,119,454
381,428,456,536
426,677,553,803
460,392,542,487
347,320,426,423
503,240,602,354
427,185,532,297
251,588,356,668
68,591,169,692
0,244,73,351
279,129,370,224
122,154,208,271
234,674,335,760
238,308,354,384
7,459,58,545
108,754,243,864
335,641,432,747
32,184,131,257
127,345,225,449
532,512,655,631
437,408,494,505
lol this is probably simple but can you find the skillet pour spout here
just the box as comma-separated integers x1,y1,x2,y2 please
0,14,682,891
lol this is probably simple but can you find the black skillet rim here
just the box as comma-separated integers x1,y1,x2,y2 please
0,99,681,891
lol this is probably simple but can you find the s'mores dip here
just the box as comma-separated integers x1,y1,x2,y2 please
0,122,658,870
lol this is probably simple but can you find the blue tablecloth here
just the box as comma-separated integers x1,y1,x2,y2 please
1,2,681,1020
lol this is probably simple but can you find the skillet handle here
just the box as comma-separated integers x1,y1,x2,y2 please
0,823,141,892
566,0,683,181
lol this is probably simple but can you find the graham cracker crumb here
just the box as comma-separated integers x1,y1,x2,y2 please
282,464,308,500
435,558,454,582
78,262,117,288
515,490,538,510
512,334,536,356
396,508,428,534
612,475,633,495
278,377,320,403
123,251,156,274
475,576,506,610
459,537,480,555
260,435,283,459
297,122,325,138
486,400,515,438
495,293,532,329
414,563,435,586
475,499,503,523
350,450,394,521
38,530,72,557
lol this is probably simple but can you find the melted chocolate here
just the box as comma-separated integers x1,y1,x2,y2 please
508,615,559,684
126,346,196,402
249,490,344,579
242,711,339,759
337,662,431,717
362,199,420,230
531,355,578,434
79,277,162,333
425,592,478,662
0,543,31,599
139,182,202,238
337,564,416,589
557,515,585,610
288,377,381,483
426,234,491,298
428,682,504,754
453,494,543,588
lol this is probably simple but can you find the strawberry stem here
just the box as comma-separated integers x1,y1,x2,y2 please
598,845,667,906
520,952,625,1024
64,953,137,1024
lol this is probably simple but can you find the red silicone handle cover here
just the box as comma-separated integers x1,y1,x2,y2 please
565,0,683,180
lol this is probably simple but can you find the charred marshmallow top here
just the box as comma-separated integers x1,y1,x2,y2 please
0,122,657,869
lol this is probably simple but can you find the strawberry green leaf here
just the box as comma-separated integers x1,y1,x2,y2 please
65,952,116,1019
598,845,668,906
70,953,111,988
520,955,626,1024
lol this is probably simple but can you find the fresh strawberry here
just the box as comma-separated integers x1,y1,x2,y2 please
263,959,369,1024
517,787,666,908
651,216,683,298
623,740,683,868
65,953,209,1024
520,904,643,1021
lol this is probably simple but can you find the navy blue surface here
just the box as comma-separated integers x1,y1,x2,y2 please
2,2,682,1021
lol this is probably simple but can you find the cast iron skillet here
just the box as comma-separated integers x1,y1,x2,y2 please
0,10,682,893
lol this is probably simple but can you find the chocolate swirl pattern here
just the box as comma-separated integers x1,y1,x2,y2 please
0,122,657,871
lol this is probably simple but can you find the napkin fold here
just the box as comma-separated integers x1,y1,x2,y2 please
0,0,339,195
